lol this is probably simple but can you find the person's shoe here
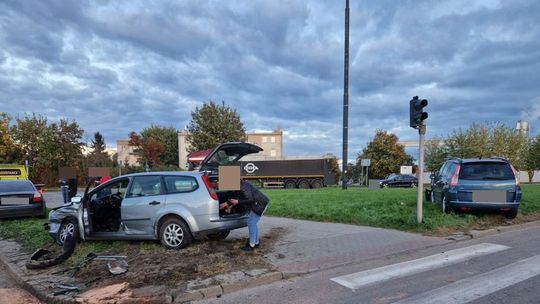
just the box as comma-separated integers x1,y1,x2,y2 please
242,244,256,252
245,241,260,248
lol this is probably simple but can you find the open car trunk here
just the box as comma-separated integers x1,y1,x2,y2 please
216,190,249,218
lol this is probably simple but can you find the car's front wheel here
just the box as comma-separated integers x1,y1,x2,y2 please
159,218,192,249
57,218,79,246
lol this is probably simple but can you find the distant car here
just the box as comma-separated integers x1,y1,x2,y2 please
0,180,47,219
379,174,418,188
46,142,263,249
429,157,521,219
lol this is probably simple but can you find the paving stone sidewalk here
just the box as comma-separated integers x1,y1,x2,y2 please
230,217,451,274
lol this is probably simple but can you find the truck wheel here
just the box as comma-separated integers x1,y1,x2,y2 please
284,180,296,189
298,180,310,189
311,180,323,189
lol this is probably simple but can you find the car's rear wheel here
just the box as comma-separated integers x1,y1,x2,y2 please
411,182,417,188
57,218,79,246
505,209,518,219
207,231,230,240
159,218,192,249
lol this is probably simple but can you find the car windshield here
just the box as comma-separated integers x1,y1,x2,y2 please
0,181,34,192
459,162,515,181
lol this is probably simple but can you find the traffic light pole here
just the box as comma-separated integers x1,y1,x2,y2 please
417,125,426,224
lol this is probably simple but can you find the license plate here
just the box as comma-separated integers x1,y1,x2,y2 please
472,191,507,203
1,197,29,205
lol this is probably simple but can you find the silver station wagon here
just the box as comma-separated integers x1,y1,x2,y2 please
46,142,262,249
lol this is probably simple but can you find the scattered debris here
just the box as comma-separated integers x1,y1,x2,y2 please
53,283,79,296
25,235,76,270
107,259,128,275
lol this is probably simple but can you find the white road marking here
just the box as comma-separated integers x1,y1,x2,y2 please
330,243,510,290
392,253,540,304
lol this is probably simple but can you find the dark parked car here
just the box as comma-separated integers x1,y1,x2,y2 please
0,180,47,219
429,157,521,218
379,174,418,188
47,142,263,249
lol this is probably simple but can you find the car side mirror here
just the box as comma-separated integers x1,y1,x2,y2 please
70,196,82,204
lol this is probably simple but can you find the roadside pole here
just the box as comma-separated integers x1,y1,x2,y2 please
417,125,426,224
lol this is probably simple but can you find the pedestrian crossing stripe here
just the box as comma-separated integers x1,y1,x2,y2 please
392,253,540,304
330,243,510,291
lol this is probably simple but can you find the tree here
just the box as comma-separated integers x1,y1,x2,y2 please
526,135,540,182
0,113,23,163
128,131,164,167
87,132,113,168
323,153,341,184
10,114,85,183
186,101,246,152
425,123,530,172
141,125,179,167
356,130,414,179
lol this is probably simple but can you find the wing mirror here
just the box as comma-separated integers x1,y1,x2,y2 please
70,196,82,204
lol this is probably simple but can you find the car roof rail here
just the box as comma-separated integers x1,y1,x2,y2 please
446,156,461,161
490,156,508,161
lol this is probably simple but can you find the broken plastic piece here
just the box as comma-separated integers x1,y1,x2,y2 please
107,259,128,275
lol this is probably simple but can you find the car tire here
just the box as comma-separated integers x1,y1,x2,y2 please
442,196,451,214
382,184,388,188
425,189,432,202
56,218,79,246
411,182,417,188
505,209,518,219
159,218,192,249
207,231,230,240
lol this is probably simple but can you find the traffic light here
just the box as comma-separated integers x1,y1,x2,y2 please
409,96,428,128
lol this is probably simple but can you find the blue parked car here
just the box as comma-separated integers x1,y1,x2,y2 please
429,157,521,219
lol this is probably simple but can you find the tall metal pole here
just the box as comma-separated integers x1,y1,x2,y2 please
342,0,350,190
417,125,426,223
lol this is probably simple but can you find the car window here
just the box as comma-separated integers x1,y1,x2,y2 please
91,179,129,202
164,176,198,194
128,176,162,197
0,181,34,192
459,162,514,180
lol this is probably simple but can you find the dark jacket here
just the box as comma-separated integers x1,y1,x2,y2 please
237,181,269,215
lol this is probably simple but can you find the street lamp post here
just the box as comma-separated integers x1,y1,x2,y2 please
342,0,350,190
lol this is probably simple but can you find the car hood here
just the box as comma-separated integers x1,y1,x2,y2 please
199,142,263,173
49,203,80,221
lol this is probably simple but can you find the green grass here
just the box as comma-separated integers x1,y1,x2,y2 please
1,185,539,251
264,184,540,233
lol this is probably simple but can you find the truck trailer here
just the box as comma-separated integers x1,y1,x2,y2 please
238,158,336,188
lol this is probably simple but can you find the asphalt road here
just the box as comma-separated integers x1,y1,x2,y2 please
197,224,540,304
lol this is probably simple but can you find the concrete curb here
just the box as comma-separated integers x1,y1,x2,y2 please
468,219,540,239
173,271,284,303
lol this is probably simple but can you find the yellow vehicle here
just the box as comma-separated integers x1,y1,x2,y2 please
0,164,29,180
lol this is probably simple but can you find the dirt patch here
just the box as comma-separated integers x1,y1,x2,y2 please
70,227,286,291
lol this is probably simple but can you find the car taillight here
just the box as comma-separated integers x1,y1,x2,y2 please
32,192,43,203
449,164,461,186
201,174,219,201
510,165,520,186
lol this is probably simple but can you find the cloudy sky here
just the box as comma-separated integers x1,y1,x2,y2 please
1,0,539,161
